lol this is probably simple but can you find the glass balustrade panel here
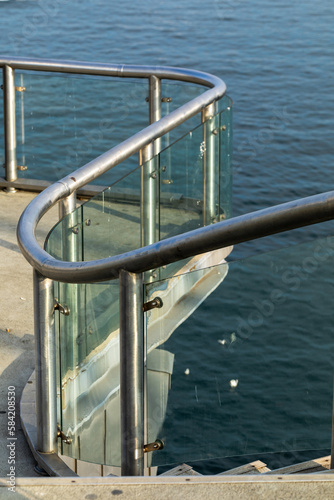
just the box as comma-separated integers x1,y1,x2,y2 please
80,166,142,261
219,101,233,220
160,82,205,148
55,279,121,465
144,236,334,472
14,72,148,184
46,206,123,466
44,95,232,467
47,103,232,266
3,70,232,189
158,106,232,280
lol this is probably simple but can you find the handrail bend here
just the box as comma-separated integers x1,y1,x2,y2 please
0,56,226,274
18,189,334,283
11,58,334,284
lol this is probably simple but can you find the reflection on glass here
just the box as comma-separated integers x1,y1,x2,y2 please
145,236,334,468
45,94,233,468
56,279,121,465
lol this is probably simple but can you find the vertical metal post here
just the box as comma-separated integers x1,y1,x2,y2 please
119,270,144,476
59,192,77,220
33,270,57,453
59,192,78,261
202,102,217,226
140,143,156,247
149,75,161,156
3,65,17,190
19,74,26,169
140,76,161,247
59,192,82,368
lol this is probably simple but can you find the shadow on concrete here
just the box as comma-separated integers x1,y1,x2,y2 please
0,238,21,254
0,333,39,478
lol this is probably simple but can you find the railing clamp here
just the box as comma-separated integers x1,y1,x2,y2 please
143,296,163,312
57,426,72,444
143,439,164,453
71,219,90,233
145,96,172,103
0,85,26,92
53,299,70,316
3,163,27,171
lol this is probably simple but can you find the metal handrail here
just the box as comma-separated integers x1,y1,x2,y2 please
0,56,224,87
0,55,226,270
18,189,334,283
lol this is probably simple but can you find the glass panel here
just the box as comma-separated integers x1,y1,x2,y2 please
56,279,121,465
158,106,232,280
144,236,334,471
159,120,204,238
160,82,205,148
14,72,148,184
47,101,232,267
219,101,233,220
45,94,233,468
46,206,123,466
81,167,142,261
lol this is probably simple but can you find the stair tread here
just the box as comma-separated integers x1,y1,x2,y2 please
160,463,202,476
217,460,270,475
265,455,331,475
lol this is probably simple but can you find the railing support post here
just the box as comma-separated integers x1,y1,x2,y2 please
202,102,217,225
119,270,144,476
3,65,17,190
59,192,77,220
140,76,161,248
149,75,161,156
59,192,78,261
33,270,58,453
140,143,156,247
59,192,82,368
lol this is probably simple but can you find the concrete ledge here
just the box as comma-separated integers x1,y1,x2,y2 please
1,474,334,499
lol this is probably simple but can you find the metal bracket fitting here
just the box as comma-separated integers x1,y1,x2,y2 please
53,299,70,316
142,297,163,312
71,219,90,234
17,165,28,171
57,426,72,445
143,439,164,453
145,96,172,103
0,85,26,92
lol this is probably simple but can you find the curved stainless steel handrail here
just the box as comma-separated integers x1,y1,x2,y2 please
18,189,334,283
11,58,334,285
0,56,224,87
4,57,226,276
